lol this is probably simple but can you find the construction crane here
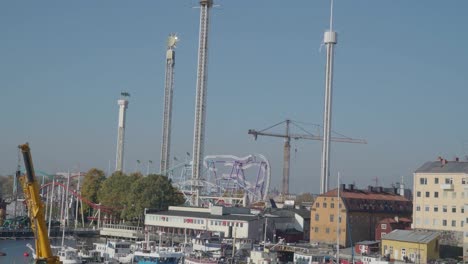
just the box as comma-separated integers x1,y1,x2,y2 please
160,34,179,175
18,143,61,264
248,120,366,195
191,0,213,206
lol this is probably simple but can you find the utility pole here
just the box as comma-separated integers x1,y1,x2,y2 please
160,34,178,176
249,119,366,195
191,0,213,206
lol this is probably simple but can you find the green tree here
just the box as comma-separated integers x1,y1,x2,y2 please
97,171,134,219
295,192,316,204
81,168,106,215
122,174,184,221
0,175,14,197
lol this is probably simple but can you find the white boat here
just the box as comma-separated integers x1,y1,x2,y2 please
93,240,134,263
184,257,219,264
132,247,184,264
27,243,82,264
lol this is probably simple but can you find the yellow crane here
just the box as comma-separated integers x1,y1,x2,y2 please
18,143,61,264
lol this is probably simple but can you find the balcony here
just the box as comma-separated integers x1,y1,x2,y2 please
440,183,454,190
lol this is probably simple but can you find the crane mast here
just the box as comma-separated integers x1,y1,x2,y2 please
160,34,178,175
248,120,366,195
191,0,213,206
18,143,60,264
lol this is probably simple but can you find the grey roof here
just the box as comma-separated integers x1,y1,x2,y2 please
382,230,439,244
147,209,259,222
415,161,468,173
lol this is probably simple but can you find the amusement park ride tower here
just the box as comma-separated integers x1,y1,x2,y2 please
160,34,179,175
320,0,338,194
191,0,213,206
115,92,129,172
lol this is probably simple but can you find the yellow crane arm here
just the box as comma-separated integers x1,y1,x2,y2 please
19,143,61,264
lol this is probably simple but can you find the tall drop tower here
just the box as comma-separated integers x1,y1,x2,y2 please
320,0,337,194
191,0,213,206
115,92,130,172
160,34,179,175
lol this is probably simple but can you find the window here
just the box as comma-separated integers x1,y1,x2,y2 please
416,205,421,211
323,203,327,208
435,177,439,184
452,192,456,199
434,192,439,198
452,206,456,213
461,221,464,228
425,205,430,212
443,192,448,198
451,220,456,227
443,219,447,226
462,206,465,213
433,219,438,226
339,203,342,208
331,203,335,209
443,206,447,213
424,218,429,225
326,228,330,234
401,248,406,257
315,227,319,233
330,214,334,222
445,178,453,184
434,205,439,212
417,191,421,197
463,178,467,184
338,216,342,223
315,202,320,208
381,224,387,230
315,214,320,221
425,192,430,198
420,178,428,185
381,232,386,237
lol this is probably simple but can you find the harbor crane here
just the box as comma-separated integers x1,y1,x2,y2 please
248,119,366,195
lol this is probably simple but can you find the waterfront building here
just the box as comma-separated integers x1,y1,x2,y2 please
144,205,264,243
413,158,468,261
310,184,412,247
381,229,439,263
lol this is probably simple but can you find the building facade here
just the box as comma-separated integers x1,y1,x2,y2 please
144,206,264,242
375,216,412,241
381,230,440,263
413,158,468,249
310,184,412,247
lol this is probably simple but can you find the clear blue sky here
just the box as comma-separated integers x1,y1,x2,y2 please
1,1,467,194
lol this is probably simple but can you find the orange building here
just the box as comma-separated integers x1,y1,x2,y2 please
310,184,412,247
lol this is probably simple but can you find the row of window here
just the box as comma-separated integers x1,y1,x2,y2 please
415,217,465,227
147,215,245,227
314,213,342,223
415,205,465,213
419,177,468,185
315,202,342,209
416,191,465,199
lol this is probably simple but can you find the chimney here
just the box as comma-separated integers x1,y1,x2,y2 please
455,157,459,162
394,216,399,223
340,184,346,191
348,184,354,191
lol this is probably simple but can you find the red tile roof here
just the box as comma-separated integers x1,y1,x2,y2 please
322,188,410,202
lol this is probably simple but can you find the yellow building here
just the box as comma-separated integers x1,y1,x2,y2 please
309,184,412,247
381,229,440,263
413,158,468,249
